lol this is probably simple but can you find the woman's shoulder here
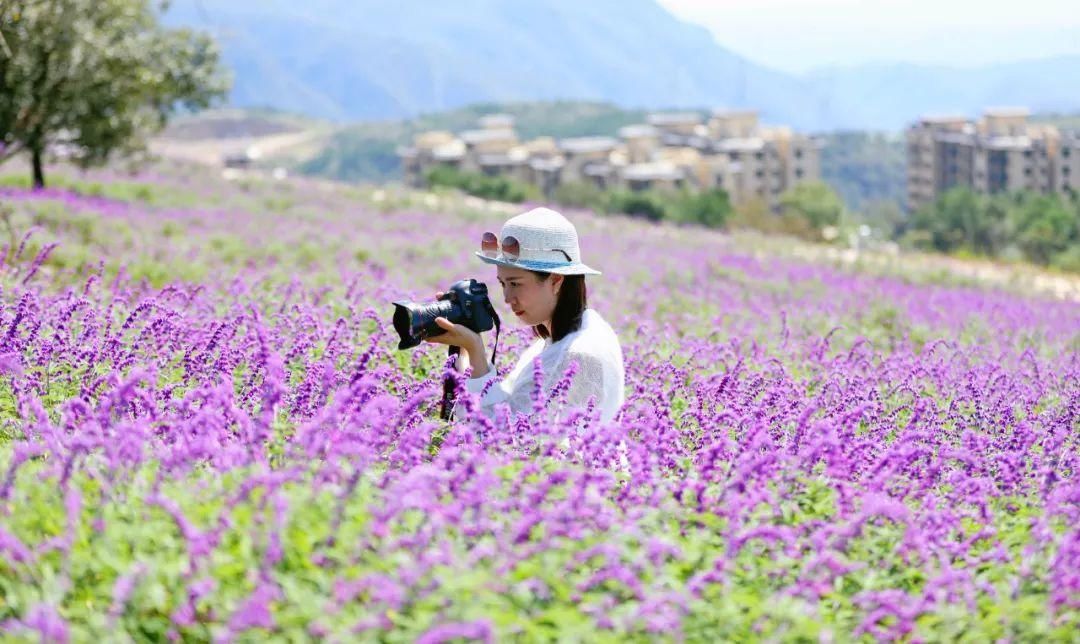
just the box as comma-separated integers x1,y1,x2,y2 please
579,308,618,339
566,309,621,357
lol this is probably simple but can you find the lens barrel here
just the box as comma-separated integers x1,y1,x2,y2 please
392,299,456,349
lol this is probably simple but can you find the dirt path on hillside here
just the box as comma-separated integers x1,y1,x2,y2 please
149,128,331,167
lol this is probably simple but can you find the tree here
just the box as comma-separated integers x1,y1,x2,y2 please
424,165,539,203
858,199,906,239
605,189,667,222
908,188,980,253
1010,194,1079,265
779,181,845,239
671,188,732,229
0,0,229,187
551,180,608,212
903,188,1080,268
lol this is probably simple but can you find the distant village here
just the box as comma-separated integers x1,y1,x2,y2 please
396,110,822,210
210,105,1080,217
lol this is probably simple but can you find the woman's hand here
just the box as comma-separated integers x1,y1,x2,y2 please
423,291,490,378
425,316,483,352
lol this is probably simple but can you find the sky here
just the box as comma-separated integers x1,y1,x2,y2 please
657,0,1080,73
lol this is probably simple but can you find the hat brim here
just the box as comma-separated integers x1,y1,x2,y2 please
475,251,601,275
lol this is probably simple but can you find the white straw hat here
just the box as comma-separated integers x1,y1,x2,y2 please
475,207,601,275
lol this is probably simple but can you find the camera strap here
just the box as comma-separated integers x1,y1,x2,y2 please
486,299,502,365
439,301,501,422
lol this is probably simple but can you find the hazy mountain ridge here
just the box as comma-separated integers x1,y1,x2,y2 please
163,0,829,128
163,0,1080,130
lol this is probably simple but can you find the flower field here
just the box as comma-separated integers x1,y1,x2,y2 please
0,164,1077,642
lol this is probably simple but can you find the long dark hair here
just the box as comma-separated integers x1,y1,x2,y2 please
531,273,587,342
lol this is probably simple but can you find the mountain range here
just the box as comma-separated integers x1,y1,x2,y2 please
163,0,1080,131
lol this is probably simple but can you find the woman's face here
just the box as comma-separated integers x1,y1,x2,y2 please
496,266,562,326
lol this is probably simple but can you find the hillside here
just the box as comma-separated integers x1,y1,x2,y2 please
297,101,653,182
163,1,1080,131
161,0,827,128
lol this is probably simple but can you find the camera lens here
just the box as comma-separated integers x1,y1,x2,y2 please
392,299,456,349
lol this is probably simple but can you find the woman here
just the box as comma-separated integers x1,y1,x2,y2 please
426,207,625,424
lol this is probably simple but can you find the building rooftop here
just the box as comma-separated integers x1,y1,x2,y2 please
917,114,970,124
647,112,703,127
478,152,527,166
655,132,714,149
711,109,759,119
618,124,659,139
459,129,516,145
529,157,565,172
431,140,466,160
717,137,766,153
936,131,976,145
983,107,1031,118
979,135,1033,150
582,162,614,177
414,130,457,149
521,137,559,155
559,136,618,154
621,161,684,181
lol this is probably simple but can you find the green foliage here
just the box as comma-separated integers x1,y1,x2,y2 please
905,188,1080,269
1,166,1078,639
555,183,732,229
424,165,540,203
669,188,733,229
819,131,906,212
0,0,229,187
551,181,608,213
780,182,845,233
1031,111,1080,130
1012,195,1076,265
856,199,907,238
297,136,400,181
2,460,1071,641
605,189,667,222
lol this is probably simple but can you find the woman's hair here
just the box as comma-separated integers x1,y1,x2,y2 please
531,272,587,342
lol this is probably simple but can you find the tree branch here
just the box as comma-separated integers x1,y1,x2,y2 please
0,30,11,60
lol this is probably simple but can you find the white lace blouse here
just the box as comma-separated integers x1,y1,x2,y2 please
462,308,625,423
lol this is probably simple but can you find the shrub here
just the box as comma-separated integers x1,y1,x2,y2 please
605,189,667,222
425,166,538,203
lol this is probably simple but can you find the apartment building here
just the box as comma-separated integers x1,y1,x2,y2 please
905,116,971,211
399,130,463,187
906,108,1072,211
1057,132,1079,195
398,110,821,206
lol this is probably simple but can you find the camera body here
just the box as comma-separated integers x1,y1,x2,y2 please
393,278,497,350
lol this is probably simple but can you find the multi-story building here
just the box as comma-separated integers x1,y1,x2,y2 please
398,110,822,206
1056,132,1079,195
906,108,1073,211
399,130,464,187
558,136,619,186
906,116,972,211
647,112,704,138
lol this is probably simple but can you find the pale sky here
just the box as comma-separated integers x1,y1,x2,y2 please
658,0,1080,73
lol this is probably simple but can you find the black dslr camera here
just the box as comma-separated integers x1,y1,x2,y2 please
392,278,498,350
